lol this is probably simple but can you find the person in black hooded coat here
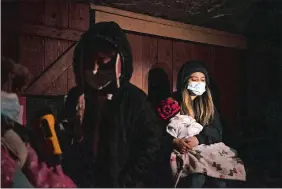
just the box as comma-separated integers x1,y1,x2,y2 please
62,22,162,188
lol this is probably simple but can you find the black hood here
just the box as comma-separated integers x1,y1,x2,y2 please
73,21,133,89
176,60,209,93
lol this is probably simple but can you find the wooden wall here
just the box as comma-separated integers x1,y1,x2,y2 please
2,1,244,131
127,33,244,131
2,1,89,94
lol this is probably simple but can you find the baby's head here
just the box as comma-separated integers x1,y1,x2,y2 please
157,98,180,121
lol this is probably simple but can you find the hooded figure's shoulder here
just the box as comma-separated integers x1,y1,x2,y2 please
118,82,147,101
113,82,151,119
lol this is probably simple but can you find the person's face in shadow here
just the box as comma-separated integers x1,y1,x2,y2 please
83,45,120,91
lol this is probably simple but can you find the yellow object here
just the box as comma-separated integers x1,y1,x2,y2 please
39,114,62,155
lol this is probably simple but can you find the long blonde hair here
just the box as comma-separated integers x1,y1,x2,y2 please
181,82,215,126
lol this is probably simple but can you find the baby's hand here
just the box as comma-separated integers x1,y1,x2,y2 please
185,136,199,149
173,138,189,154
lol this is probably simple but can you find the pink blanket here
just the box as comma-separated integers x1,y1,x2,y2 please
170,142,246,187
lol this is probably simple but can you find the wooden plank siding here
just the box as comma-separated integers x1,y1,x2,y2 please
2,1,90,95
2,1,244,131
142,36,158,94
157,38,173,92
25,44,76,94
126,33,244,131
93,5,246,50
126,33,143,90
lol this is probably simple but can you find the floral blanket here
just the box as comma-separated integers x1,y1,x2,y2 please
170,142,246,187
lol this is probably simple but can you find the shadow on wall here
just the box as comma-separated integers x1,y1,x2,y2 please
147,67,171,108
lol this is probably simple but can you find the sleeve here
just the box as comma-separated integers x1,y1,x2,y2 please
169,115,203,139
118,98,162,187
166,116,180,138
195,108,223,145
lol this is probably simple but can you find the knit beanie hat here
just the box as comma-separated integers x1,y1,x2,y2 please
176,60,209,93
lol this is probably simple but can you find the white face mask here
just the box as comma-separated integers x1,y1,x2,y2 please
1,91,22,124
187,82,206,96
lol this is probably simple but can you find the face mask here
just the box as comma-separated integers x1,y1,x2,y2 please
1,91,22,124
84,68,116,90
187,82,206,96
84,53,122,91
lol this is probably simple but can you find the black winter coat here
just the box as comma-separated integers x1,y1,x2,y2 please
95,82,162,187
63,22,162,188
63,84,162,188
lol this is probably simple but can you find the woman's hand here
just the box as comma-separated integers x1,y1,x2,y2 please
185,136,199,149
173,138,189,154
173,137,199,153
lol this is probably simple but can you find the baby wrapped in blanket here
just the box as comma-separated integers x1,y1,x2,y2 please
157,99,246,187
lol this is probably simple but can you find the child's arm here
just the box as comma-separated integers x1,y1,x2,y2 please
166,115,180,138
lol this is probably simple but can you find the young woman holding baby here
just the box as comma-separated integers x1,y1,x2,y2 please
172,60,222,154
157,60,246,187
